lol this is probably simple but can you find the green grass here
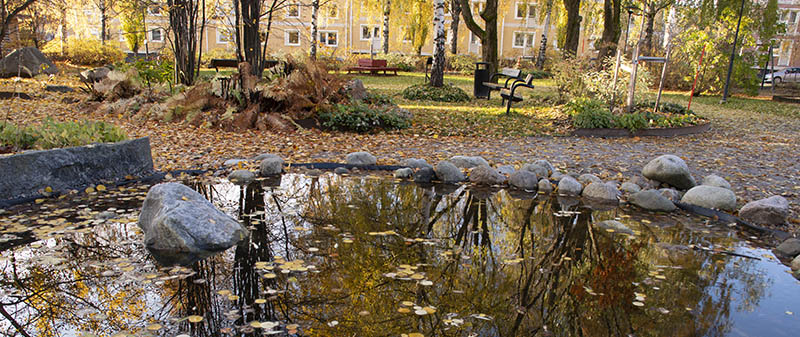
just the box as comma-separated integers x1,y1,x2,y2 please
351,72,565,137
1,119,127,152
660,92,800,119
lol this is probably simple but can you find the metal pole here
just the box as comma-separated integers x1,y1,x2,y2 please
770,46,775,95
688,44,707,111
720,0,746,103
655,43,672,113
760,45,771,90
626,8,647,112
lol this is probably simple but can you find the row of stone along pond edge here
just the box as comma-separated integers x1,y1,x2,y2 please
572,122,711,138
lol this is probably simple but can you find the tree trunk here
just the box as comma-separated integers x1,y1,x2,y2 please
382,0,390,54
642,7,657,56
597,0,621,66
0,0,37,57
431,0,446,87
168,0,199,85
458,0,498,75
236,0,263,76
100,0,107,43
535,1,552,69
562,0,581,57
61,7,67,55
311,0,319,60
450,0,460,54
261,1,277,65
196,0,206,77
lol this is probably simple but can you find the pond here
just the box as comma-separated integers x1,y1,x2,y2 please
0,173,798,336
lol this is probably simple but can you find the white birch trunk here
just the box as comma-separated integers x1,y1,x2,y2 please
311,0,319,59
383,0,390,54
431,0,446,87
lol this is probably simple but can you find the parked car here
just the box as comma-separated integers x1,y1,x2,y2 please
764,67,800,84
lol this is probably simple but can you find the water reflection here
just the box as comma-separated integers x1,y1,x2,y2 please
0,174,796,336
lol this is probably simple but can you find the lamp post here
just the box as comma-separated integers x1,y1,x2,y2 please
720,0,747,103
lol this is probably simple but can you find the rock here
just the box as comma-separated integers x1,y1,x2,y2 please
251,153,281,162
496,165,516,176
509,170,538,190
522,163,549,178
702,174,732,190
469,165,506,185
0,47,58,78
306,169,322,177
557,176,583,196
620,182,642,194
629,190,677,212
792,255,800,271
774,238,800,259
344,79,368,101
45,85,74,93
346,151,377,166
79,66,111,83
95,211,118,220
435,161,465,183
394,168,413,179
533,160,555,177
582,182,618,202
223,159,246,167
538,179,553,193
642,155,696,190
738,196,790,225
228,170,255,186
596,220,634,235
659,188,682,202
550,171,565,181
403,158,433,170
681,185,737,211
414,167,436,183
627,176,656,190
139,183,248,259
0,137,153,200
334,167,350,175
448,155,489,169
259,157,284,176
578,173,602,186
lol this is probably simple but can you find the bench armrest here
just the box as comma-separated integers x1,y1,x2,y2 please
509,82,535,98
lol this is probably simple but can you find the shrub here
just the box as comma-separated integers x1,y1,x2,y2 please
564,97,615,129
116,59,174,88
59,39,125,66
614,112,649,131
401,83,470,102
447,53,480,74
0,119,127,151
378,53,420,72
319,101,411,133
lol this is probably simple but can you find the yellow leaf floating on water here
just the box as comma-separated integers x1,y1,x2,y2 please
45,186,52,193
85,186,95,194
96,184,106,192
187,315,203,323
255,299,267,304
181,196,189,201
146,323,162,331
249,321,261,328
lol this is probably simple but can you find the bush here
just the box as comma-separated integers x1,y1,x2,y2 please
0,119,127,151
565,97,705,131
401,83,470,102
57,39,126,66
378,53,421,72
116,59,174,87
319,100,411,133
563,97,614,129
447,53,480,74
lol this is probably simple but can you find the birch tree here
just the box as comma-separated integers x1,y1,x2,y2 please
535,0,554,69
311,0,319,59
430,0,445,87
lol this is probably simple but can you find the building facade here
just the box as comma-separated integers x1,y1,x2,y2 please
776,0,800,67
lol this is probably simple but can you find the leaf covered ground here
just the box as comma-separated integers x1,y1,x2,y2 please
1,70,799,232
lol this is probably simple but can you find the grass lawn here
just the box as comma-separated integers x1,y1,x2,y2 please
351,72,565,137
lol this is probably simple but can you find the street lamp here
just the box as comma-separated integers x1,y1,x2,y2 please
721,0,747,103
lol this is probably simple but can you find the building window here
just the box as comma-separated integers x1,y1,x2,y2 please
150,28,163,42
318,31,338,47
512,31,535,48
326,4,338,18
286,2,300,18
361,25,380,40
286,30,300,46
402,27,413,43
216,29,232,44
470,32,481,45
515,2,537,19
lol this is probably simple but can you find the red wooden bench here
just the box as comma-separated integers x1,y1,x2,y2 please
347,59,399,75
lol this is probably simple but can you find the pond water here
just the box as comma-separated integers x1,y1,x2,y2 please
0,174,798,337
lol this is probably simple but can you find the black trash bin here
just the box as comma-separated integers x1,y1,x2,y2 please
474,62,490,99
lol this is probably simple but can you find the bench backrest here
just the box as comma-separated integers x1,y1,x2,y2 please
210,59,239,67
357,59,388,67
500,68,522,78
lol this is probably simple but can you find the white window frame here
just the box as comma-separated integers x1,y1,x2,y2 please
360,25,379,41
216,28,231,44
150,28,163,42
318,30,338,47
512,31,535,48
470,32,481,45
285,29,301,46
286,2,300,18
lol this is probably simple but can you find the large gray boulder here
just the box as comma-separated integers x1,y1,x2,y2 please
642,155,696,190
702,174,732,190
582,182,618,202
533,160,555,177
629,190,677,212
538,179,553,193
414,167,436,183
522,163,549,178
259,156,284,176
738,196,790,225
448,155,489,169
0,47,58,78
681,185,737,211
0,138,153,200
496,165,516,176
774,238,800,259
393,168,413,179
659,188,683,202
509,170,538,190
346,151,377,166
139,183,249,257
469,165,506,185
578,173,603,186
228,170,255,186
620,182,642,194
792,254,800,271
251,153,281,162
558,176,583,196
403,158,433,170
435,161,465,183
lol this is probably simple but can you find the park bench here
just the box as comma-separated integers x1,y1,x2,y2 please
209,59,280,72
347,59,399,75
500,74,535,114
482,68,522,99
